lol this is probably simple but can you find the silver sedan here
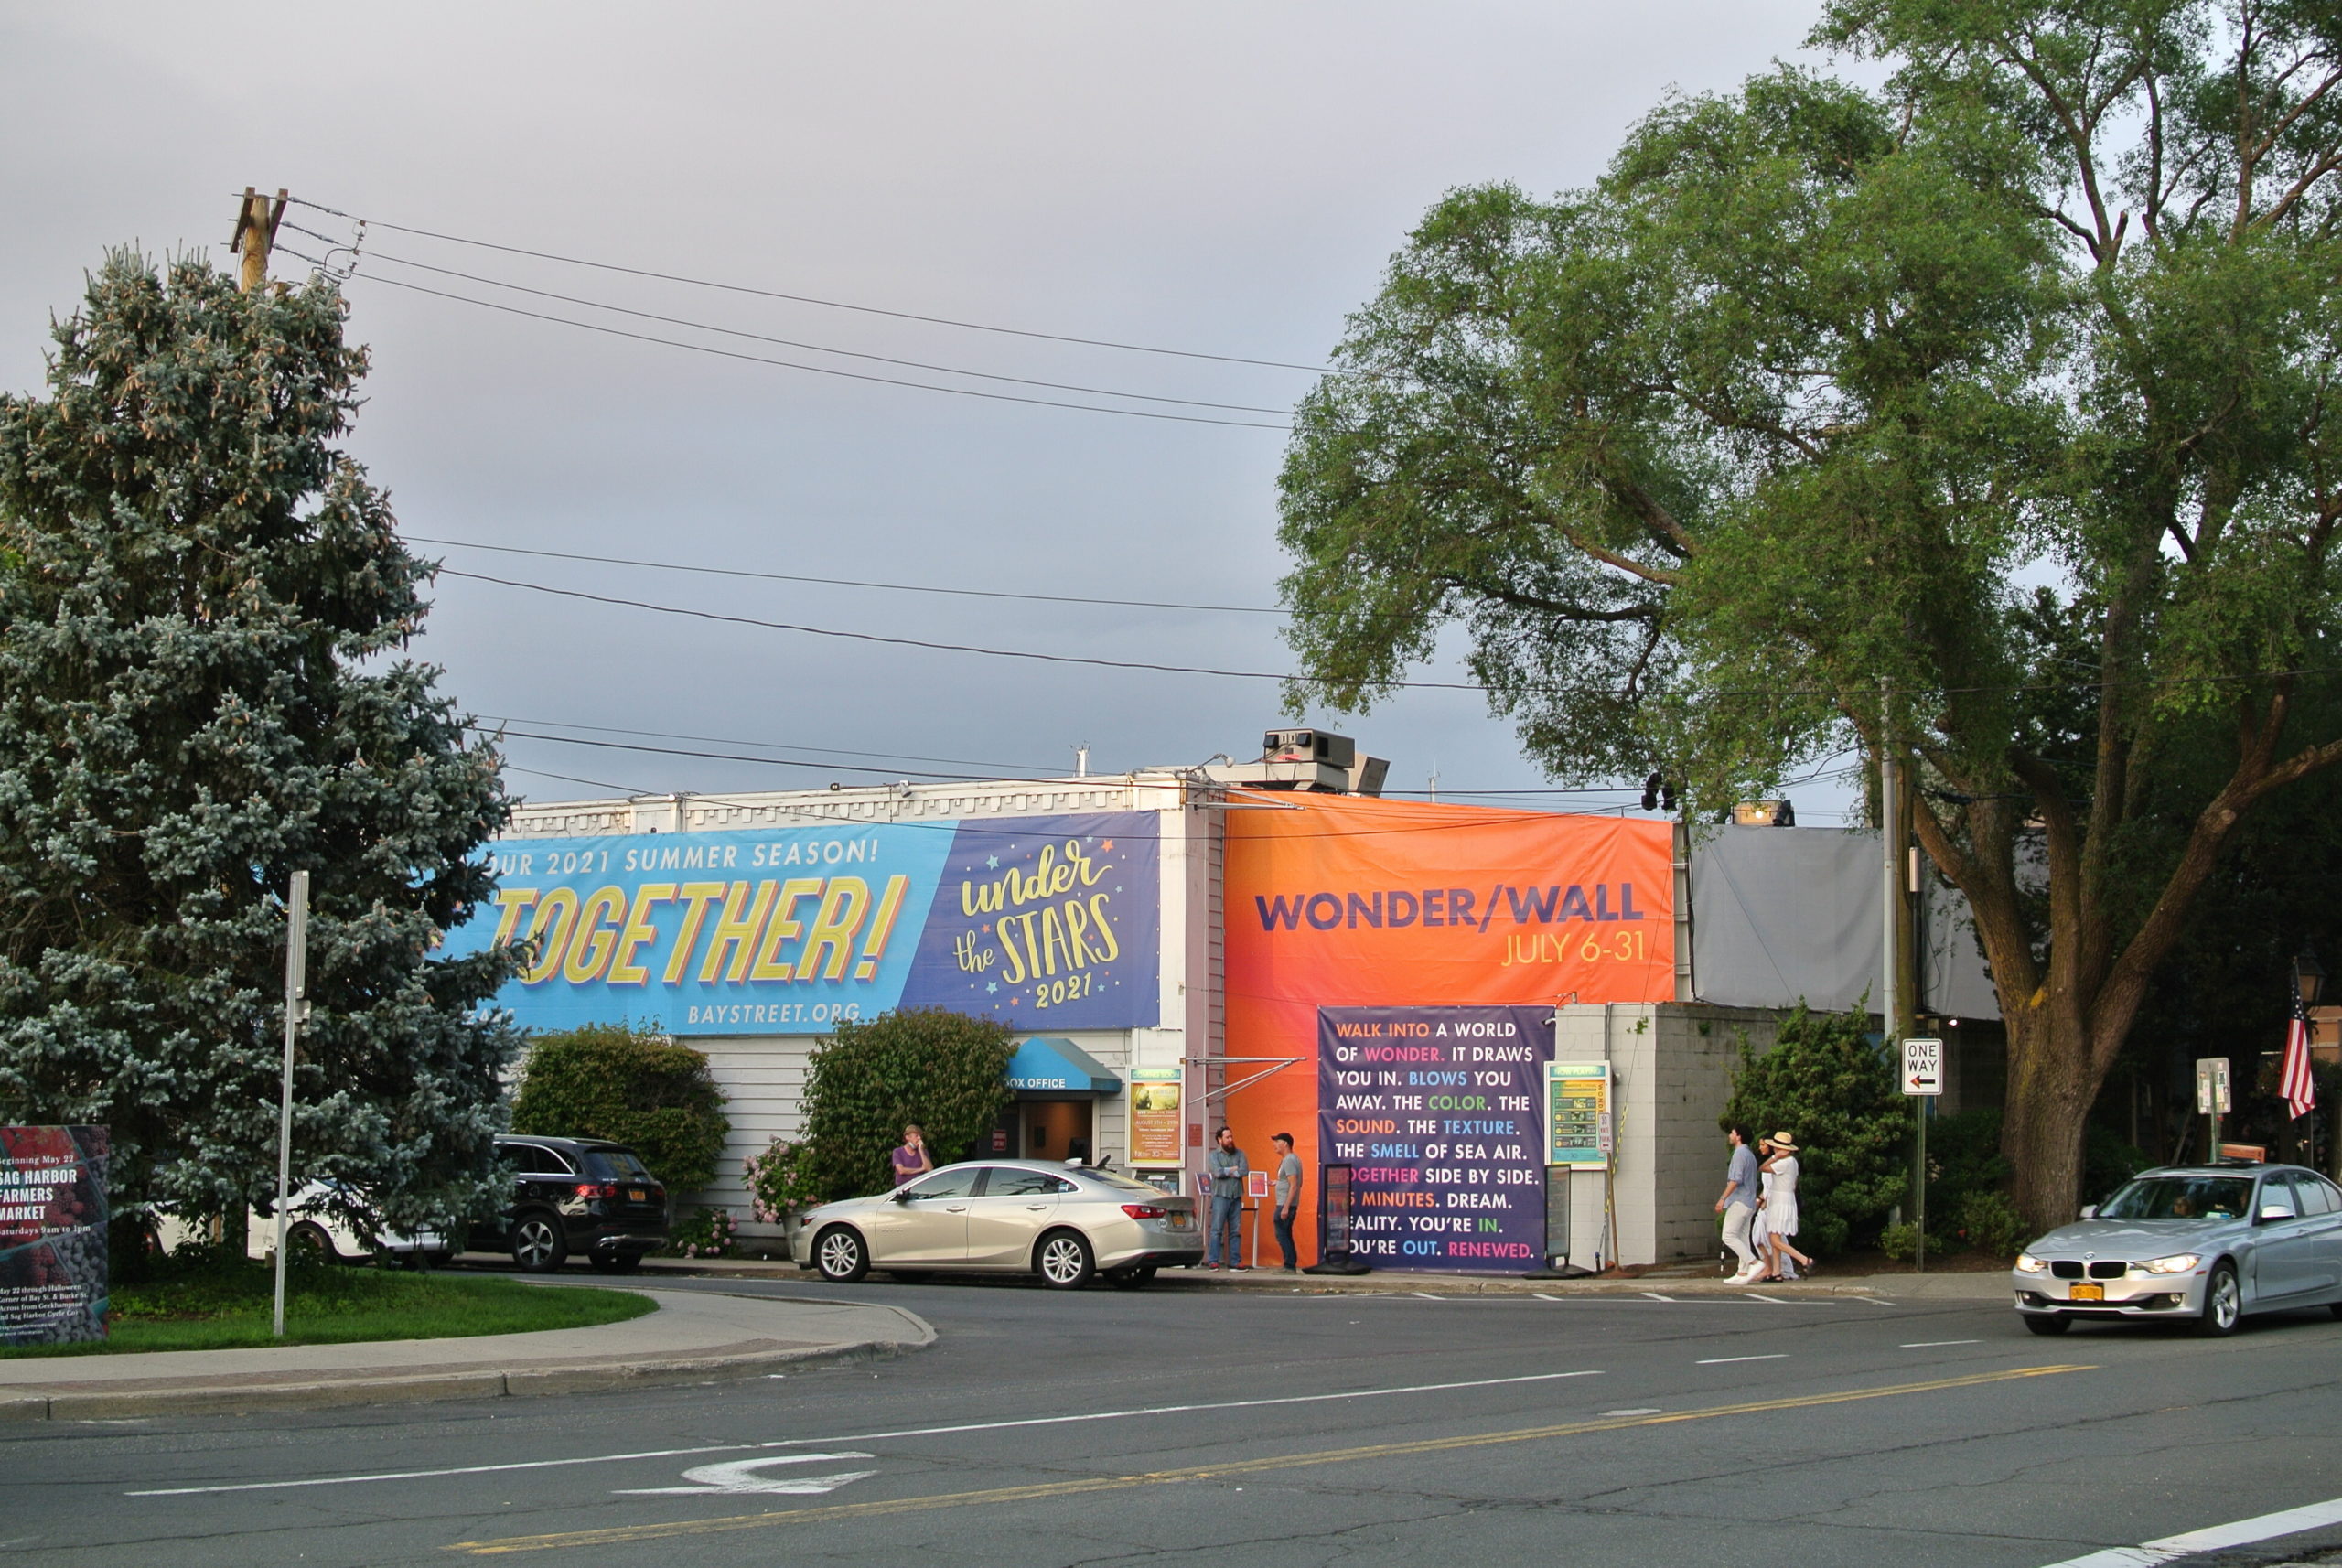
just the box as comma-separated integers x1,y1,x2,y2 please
2012,1163,2342,1336
791,1160,1203,1289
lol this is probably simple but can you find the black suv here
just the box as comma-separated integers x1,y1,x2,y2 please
480,1134,669,1273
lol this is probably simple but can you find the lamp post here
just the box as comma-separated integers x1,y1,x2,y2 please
2298,949,2330,1177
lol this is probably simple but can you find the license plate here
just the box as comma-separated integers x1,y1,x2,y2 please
2068,1283,2103,1302
1168,1215,1190,1230
628,1189,646,1202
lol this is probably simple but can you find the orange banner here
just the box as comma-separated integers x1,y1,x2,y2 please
1219,797,1674,1268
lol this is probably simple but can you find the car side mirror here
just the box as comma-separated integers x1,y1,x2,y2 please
2078,1205,2096,1220
2260,1204,2295,1223
891,1190,912,1203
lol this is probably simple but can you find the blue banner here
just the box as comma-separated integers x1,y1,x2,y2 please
446,812,1159,1035
1317,1005,1552,1273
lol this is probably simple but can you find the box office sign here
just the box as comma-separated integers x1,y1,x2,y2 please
447,813,1159,1035
0,1126,108,1347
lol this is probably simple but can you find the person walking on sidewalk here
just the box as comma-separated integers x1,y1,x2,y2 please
1714,1124,1760,1283
1270,1133,1303,1272
1204,1126,1249,1270
1759,1132,1811,1281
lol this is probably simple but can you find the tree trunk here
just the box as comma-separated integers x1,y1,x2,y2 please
2002,1005,2094,1231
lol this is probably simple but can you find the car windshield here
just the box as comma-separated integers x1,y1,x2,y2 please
583,1148,653,1182
2096,1176,2253,1221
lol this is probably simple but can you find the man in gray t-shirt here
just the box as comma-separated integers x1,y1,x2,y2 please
1270,1133,1304,1272
1714,1124,1760,1283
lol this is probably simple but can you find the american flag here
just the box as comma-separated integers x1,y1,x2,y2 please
2282,983,2317,1121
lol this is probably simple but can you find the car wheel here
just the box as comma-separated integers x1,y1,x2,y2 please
286,1220,338,1264
588,1252,642,1274
2195,1262,2242,1337
814,1226,869,1283
2022,1314,2070,1336
1037,1230,1095,1290
510,1212,567,1273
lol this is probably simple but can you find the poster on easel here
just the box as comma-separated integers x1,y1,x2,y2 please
0,1125,108,1346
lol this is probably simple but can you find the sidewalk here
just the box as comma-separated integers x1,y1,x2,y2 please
632,1255,2011,1301
0,1287,933,1423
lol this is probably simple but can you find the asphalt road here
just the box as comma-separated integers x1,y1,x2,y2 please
5,1273,2342,1568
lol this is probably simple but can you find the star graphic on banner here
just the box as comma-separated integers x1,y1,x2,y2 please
986,982,998,994
1101,839,1114,852
986,855,999,869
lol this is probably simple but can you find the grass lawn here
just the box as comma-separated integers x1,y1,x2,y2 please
0,1259,657,1358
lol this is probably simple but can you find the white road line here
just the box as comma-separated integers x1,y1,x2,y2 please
1534,1293,1562,1300
126,1444,756,1498
1900,1339,1982,1348
1854,1295,1896,1306
2035,1493,2342,1567
1641,1292,1679,1302
126,1368,1608,1497
1696,1354,1789,1364
1411,1292,1444,1300
1742,1293,1793,1304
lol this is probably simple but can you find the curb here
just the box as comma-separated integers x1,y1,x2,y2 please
0,1314,932,1423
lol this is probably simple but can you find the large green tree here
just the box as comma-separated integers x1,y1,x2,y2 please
0,252,521,1234
1278,3,2342,1228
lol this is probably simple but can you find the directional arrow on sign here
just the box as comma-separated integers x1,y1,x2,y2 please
615,1452,876,1497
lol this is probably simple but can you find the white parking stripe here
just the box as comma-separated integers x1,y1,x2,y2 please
1641,1292,1680,1302
1696,1354,1788,1364
126,1369,1608,1497
2034,1493,2342,1567
1900,1339,1982,1348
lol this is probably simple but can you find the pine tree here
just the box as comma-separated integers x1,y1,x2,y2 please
0,251,521,1235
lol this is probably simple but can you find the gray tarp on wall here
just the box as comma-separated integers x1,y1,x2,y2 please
1690,825,2001,1018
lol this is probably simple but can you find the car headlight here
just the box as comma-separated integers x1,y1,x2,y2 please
2136,1253,2199,1275
2014,1253,2047,1273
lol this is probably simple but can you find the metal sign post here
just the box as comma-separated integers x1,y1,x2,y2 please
2195,1057,2232,1163
1902,1038,1942,1273
273,870,310,1340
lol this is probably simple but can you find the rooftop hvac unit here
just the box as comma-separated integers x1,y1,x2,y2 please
1262,728,1357,769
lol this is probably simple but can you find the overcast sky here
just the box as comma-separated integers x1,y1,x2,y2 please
1,2,1866,822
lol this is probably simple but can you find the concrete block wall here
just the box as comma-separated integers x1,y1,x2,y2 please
1551,1003,1783,1269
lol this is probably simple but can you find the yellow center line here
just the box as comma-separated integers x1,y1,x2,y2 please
446,1362,2095,1554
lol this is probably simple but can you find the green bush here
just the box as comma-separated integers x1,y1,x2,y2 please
510,1023,731,1194
664,1207,736,1260
799,1008,1014,1201
1878,1220,1921,1262
744,1138,820,1222
1721,1004,1909,1255
1950,1190,2031,1259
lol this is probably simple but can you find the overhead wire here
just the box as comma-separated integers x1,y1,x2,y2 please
284,196,1353,378
478,714,1059,776
406,536,1285,617
274,247,1291,431
299,235,1297,418
475,725,1046,782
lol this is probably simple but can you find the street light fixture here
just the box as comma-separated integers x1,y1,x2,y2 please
2296,948,2326,1007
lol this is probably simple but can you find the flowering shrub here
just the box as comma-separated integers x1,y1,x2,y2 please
666,1207,736,1260
744,1139,819,1224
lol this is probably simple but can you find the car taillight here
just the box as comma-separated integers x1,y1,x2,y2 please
575,1182,618,1199
1121,1203,1168,1219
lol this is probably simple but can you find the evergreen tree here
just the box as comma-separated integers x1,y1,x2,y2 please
0,251,521,1234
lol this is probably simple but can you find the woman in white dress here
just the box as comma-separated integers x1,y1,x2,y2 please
1750,1138,1776,1269
1758,1132,1812,1281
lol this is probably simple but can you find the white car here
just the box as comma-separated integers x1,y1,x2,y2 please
791,1160,1203,1288
246,1181,457,1268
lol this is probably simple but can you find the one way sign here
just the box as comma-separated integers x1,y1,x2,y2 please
1902,1037,1943,1097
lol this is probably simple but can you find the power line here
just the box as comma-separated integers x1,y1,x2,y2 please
316,238,1296,418
278,250,1291,431
436,567,1456,686
475,725,1041,782
500,762,653,796
408,536,1285,617
480,714,1059,776
285,196,1351,378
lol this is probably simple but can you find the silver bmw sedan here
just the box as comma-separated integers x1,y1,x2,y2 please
791,1160,1204,1289
2012,1163,2342,1336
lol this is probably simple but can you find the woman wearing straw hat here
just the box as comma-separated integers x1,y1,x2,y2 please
1757,1132,1813,1282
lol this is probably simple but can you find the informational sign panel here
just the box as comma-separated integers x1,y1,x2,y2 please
2196,1057,2232,1114
1316,1004,1552,1273
1902,1037,1943,1097
446,813,1159,1035
0,1125,108,1347
1127,1069,1183,1167
1544,1061,1613,1165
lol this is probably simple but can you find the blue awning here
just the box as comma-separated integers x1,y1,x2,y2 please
1004,1037,1121,1095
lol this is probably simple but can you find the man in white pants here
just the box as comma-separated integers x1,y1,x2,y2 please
1714,1124,1761,1283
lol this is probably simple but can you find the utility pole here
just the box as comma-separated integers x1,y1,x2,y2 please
273,870,311,1339
231,188,288,294
1883,682,1923,1271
